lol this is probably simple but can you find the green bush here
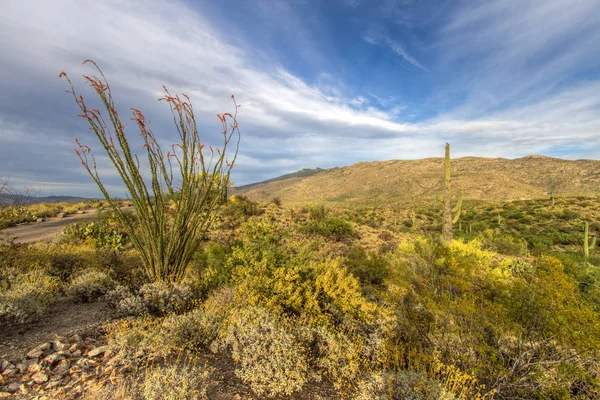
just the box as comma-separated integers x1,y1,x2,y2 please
0,269,60,323
61,220,126,251
138,363,213,400
218,307,309,397
345,246,389,285
105,285,147,317
301,216,356,241
92,362,213,400
139,281,194,316
355,370,451,400
67,269,116,302
221,195,262,221
478,230,526,256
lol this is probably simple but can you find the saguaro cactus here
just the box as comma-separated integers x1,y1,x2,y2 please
584,222,596,258
443,143,463,242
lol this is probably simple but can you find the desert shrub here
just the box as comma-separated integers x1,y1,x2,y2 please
387,236,600,398
218,307,309,397
304,203,327,220
107,281,195,318
345,246,389,285
185,244,232,298
159,286,237,353
107,286,236,360
89,362,213,400
139,281,194,316
231,237,377,324
0,205,36,227
355,370,451,400
478,230,526,256
558,209,580,220
221,195,262,221
301,216,356,241
310,327,367,391
61,220,126,251
507,259,535,277
138,363,213,400
67,269,116,302
106,316,174,360
0,269,60,324
106,285,147,317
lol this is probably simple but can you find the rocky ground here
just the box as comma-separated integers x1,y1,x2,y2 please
0,332,118,399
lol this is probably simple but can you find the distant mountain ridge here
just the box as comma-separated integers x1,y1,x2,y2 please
235,156,600,205
1,194,96,205
236,168,327,191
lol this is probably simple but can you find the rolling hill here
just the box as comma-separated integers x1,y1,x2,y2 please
235,155,600,205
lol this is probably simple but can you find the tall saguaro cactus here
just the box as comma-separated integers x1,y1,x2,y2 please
443,143,463,242
584,222,596,258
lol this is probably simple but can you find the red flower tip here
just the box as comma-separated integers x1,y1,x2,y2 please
59,71,66,78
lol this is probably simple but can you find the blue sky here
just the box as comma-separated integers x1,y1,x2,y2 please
1,0,600,197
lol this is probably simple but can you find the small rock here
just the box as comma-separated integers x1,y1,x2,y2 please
56,351,72,359
6,382,20,393
106,356,121,367
16,363,27,374
69,366,82,375
103,349,115,360
45,380,62,390
68,335,82,344
18,384,28,395
68,343,84,352
53,360,71,376
36,218,46,223
53,341,66,352
38,343,51,352
1,360,10,372
27,363,42,373
27,348,43,359
32,371,49,384
2,367,17,377
42,354,65,367
87,346,108,357
57,213,66,218
71,350,82,357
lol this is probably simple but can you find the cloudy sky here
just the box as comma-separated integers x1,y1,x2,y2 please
1,0,600,197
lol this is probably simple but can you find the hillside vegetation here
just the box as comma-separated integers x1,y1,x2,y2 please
1,195,600,398
237,155,600,205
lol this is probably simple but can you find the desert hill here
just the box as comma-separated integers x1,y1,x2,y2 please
235,155,600,205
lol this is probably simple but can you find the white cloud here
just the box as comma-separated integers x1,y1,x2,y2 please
0,0,599,195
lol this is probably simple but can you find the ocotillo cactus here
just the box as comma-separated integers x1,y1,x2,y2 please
584,222,596,258
443,143,463,242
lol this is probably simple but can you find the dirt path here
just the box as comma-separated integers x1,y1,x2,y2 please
0,211,98,243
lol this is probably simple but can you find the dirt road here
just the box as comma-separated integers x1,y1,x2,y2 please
0,211,99,243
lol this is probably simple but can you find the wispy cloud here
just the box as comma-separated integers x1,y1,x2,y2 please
362,28,428,71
